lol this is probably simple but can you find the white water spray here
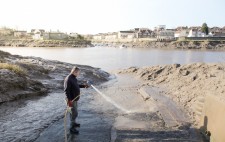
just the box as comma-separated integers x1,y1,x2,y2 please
91,85,131,113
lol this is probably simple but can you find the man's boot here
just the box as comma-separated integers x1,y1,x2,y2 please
70,127,79,134
74,122,80,127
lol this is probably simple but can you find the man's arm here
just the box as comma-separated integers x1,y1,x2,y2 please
79,84,88,88
64,78,72,100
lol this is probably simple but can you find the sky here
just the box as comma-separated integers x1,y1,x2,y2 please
0,0,224,34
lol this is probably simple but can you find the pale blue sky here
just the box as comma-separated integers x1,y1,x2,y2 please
0,0,224,34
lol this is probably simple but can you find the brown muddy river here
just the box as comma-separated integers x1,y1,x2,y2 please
1,47,225,71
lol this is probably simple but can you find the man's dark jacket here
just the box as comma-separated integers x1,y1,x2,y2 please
64,74,86,101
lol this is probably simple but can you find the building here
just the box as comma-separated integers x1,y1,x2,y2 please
93,33,105,40
31,29,45,40
104,32,118,40
154,25,166,31
209,27,225,37
157,30,175,41
211,32,225,37
134,28,155,38
0,28,13,36
43,32,68,40
176,26,188,31
188,29,204,37
175,30,189,38
118,31,135,39
13,31,27,37
69,33,79,38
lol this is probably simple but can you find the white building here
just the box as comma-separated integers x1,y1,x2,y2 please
188,29,205,37
31,29,45,40
93,34,105,40
157,30,175,41
105,32,118,40
69,33,79,38
175,30,189,38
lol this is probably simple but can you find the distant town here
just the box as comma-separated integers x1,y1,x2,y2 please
0,24,225,42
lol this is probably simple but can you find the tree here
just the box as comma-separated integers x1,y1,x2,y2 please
201,23,209,35
77,34,84,40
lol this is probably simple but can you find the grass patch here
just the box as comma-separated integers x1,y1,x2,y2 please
0,63,27,75
0,50,10,56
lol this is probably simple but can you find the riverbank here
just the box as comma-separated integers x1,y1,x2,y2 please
0,50,109,103
118,63,225,125
0,39,93,47
93,40,225,50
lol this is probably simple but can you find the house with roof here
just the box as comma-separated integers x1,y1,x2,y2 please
118,31,135,39
93,33,106,40
105,32,118,40
209,27,225,37
157,30,175,41
176,26,188,31
13,31,27,38
175,30,189,38
69,33,79,39
154,25,166,31
43,32,68,40
188,29,204,37
134,28,155,38
31,29,45,40
0,28,13,36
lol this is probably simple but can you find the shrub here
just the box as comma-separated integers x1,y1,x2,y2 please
0,63,26,75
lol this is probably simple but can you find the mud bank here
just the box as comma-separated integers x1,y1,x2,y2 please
0,39,93,47
0,50,109,103
118,63,225,125
94,40,225,50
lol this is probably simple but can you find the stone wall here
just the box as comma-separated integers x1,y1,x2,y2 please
180,37,225,41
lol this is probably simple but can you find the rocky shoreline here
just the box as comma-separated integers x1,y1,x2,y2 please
94,40,225,50
0,50,109,103
0,39,94,47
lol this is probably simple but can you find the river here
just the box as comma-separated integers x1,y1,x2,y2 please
1,47,225,71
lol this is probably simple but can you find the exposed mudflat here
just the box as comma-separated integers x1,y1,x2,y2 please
118,63,225,126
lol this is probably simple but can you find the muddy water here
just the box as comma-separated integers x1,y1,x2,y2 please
0,88,114,142
1,47,225,71
0,92,65,142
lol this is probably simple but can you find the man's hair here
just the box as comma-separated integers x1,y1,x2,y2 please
71,66,80,74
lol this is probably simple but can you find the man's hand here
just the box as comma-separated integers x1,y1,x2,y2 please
84,84,89,88
67,100,73,107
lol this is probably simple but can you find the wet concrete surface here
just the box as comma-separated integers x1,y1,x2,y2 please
139,87,190,127
35,94,113,142
100,74,204,142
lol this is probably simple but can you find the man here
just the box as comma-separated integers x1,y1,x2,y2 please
64,66,89,134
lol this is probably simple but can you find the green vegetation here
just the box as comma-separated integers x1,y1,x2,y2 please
201,23,209,35
0,63,26,75
77,34,84,40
